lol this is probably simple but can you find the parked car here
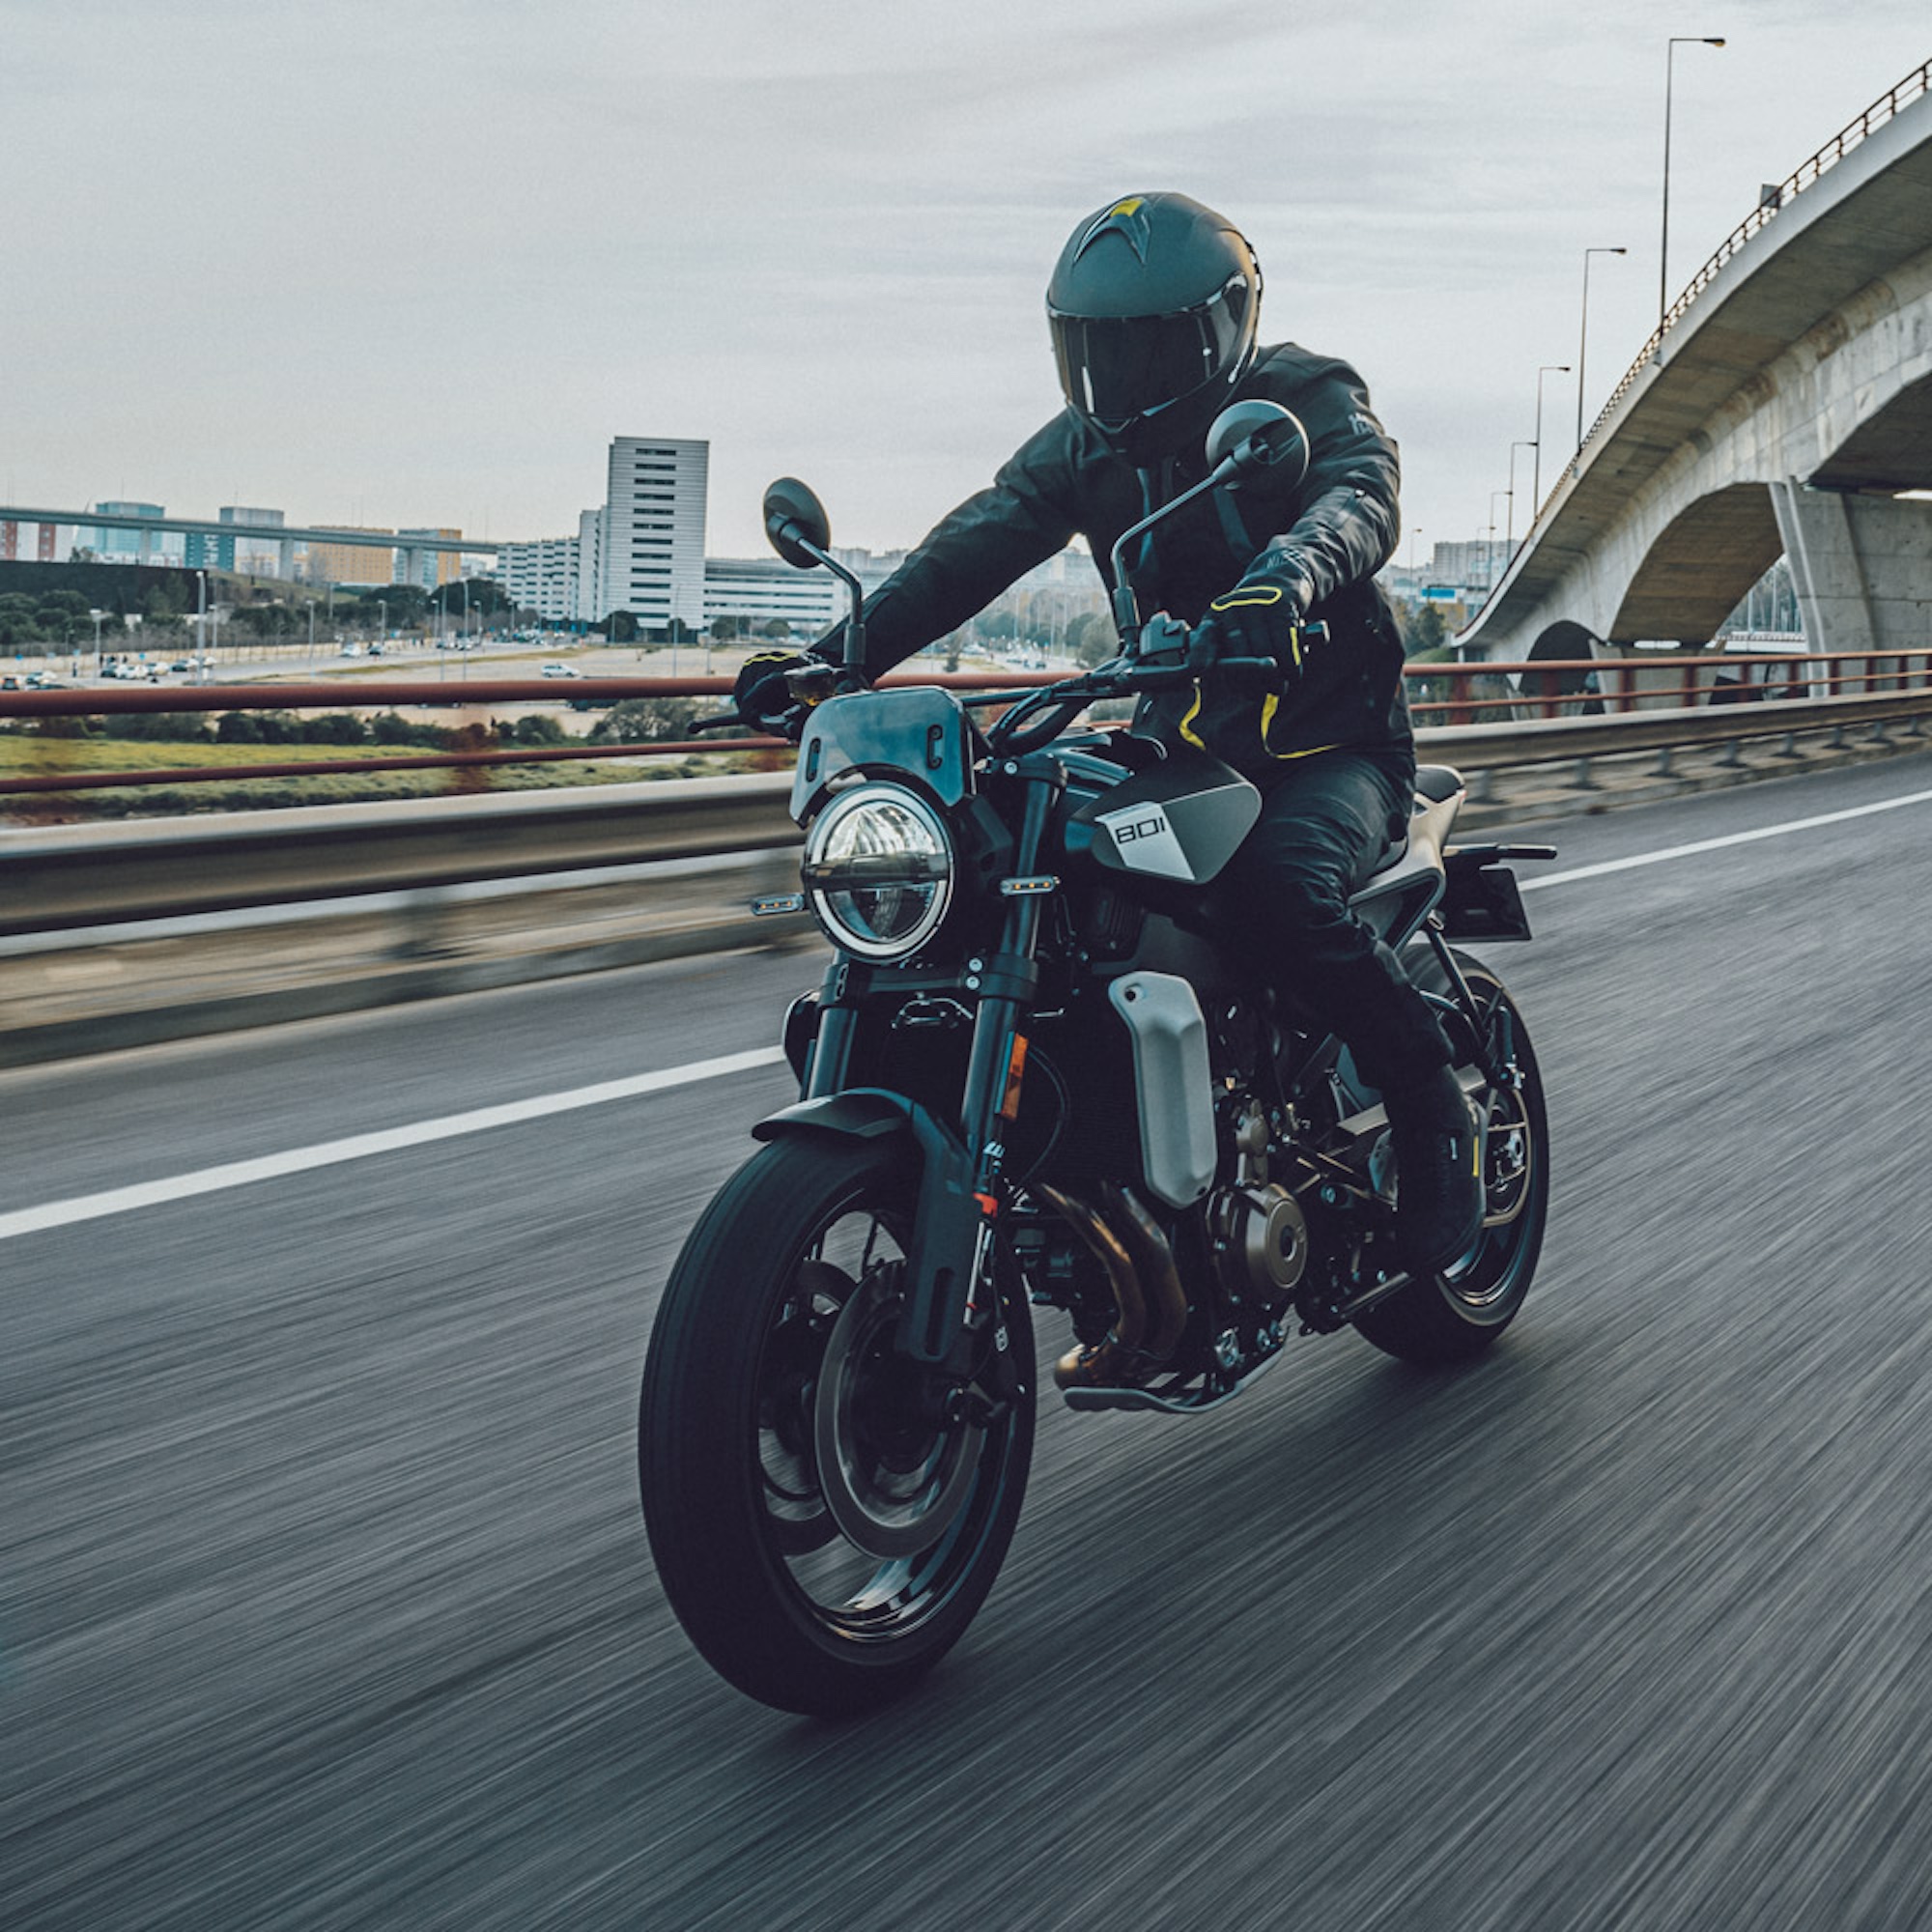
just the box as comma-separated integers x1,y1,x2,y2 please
540,662,582,678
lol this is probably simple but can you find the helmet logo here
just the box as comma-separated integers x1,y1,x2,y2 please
1075,196,1154,265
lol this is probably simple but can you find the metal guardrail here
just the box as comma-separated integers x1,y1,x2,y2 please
4,683,1929,941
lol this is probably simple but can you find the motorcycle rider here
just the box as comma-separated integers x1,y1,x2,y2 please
736,190,1483,1275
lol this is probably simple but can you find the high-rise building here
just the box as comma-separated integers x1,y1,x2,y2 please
600,437,707,632
307,526,396,586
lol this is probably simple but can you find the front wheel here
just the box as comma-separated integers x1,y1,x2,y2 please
1352,952,1550,1365
639,1134,1035,1716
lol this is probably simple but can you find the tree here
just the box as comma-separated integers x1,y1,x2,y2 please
1399,599,1448,656
759,617,793,639
711,613,745,642
1066,610,1116,667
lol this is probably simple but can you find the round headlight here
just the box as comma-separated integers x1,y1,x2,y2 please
802,783,953,959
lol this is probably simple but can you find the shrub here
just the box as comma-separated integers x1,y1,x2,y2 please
588,696,701,744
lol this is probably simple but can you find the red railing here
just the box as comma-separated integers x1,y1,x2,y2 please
4,651,1929,803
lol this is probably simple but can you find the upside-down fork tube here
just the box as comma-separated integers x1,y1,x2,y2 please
1037,1181,1190,1389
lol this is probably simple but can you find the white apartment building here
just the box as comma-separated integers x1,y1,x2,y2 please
600,436,707,631
500,535,582,623
576,508,603,628
702,557,843,636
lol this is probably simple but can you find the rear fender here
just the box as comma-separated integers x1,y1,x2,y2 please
753,1089,984,1372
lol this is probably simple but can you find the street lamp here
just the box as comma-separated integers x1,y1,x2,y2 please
1662,36,1726,335
1532,365,1571,520
1488,492,1512,587
1507,440,1536,554
1577,246,1629,450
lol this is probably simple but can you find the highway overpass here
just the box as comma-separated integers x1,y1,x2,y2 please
1462,60,1932,664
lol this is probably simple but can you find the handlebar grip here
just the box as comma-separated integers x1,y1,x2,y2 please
1217,656,1289,694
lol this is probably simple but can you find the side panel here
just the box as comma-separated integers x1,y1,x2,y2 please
1107,973,1217,1208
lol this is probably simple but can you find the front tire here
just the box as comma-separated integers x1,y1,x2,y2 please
639,1135,1035,1716
1352,952,1549,1365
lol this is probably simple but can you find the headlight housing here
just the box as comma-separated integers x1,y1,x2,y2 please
802,782,953,959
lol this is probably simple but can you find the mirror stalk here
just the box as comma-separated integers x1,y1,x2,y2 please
776,524,867,676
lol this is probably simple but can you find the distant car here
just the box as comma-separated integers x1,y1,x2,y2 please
540,662,582,678
340,642,364,658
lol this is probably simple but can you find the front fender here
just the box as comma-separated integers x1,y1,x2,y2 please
753,1090,915,1144
754,1087,983,1370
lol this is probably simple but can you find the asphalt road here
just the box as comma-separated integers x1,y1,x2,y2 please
7,752,1932,1930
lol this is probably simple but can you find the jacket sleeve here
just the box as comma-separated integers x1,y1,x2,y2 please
818,415,1080,680
1236,358,1401,614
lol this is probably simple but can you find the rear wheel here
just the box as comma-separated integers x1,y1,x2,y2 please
639,1135,1035,1716
1353,952,1549,1365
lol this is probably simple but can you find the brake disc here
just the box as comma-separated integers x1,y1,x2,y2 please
810,1265,982,1561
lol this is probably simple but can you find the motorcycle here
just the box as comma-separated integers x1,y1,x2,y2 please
639,401,1554,1716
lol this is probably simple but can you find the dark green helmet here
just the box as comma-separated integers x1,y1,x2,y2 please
1047,192,1263,468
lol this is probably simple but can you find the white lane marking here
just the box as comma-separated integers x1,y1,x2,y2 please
0,1045,786,1243
1520,784,1932,892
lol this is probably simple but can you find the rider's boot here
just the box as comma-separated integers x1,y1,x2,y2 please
1383,1064,1485,1274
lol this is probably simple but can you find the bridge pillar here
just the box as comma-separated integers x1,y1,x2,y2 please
1773,481,1932,654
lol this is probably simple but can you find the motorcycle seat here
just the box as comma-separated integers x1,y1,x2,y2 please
1362,765,1463,881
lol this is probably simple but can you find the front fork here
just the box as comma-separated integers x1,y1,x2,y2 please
803,756,1064,1378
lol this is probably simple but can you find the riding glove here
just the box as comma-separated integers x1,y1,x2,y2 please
732,650,816,731
1188,576,1312,682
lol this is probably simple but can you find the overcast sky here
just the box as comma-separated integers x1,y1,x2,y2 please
3,1,1926,567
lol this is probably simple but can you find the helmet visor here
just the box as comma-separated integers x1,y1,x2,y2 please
1050,274,1253,428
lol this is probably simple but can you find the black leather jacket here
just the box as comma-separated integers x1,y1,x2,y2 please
832,342,1410,775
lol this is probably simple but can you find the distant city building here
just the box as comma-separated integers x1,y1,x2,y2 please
702,557,843,635
307,526,396,586
395,527,463,591
500,536,581,622
600,436,707,631
577,507,603,628
185,505,291,577
86,500,177,565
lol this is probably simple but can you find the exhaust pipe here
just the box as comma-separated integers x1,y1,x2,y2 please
1037,1181,1190,1390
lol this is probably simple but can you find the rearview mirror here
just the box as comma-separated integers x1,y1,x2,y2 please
1204,401,1310,489
763,478,833,570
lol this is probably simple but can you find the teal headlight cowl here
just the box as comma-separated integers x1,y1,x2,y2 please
801,783,955,959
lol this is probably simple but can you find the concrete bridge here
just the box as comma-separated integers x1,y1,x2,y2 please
1462,61,1932,664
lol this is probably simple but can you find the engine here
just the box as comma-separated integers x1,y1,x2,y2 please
1204,1097,1309,1319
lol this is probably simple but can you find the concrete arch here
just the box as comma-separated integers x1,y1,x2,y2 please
1813,368,1932,491
1606,483,1784,642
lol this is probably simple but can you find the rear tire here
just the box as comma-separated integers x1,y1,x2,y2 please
639,1135,1035,1716
1352,952,1549,1365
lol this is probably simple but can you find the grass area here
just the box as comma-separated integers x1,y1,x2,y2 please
0,733,753,820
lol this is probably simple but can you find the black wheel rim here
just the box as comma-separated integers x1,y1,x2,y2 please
750,1183,1022,1647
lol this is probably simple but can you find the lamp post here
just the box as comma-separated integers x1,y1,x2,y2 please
1507,440,1535,555
1662,36,1726,335
1488,492,1512,589
1577,246,1628,450
1532,365,1571,521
